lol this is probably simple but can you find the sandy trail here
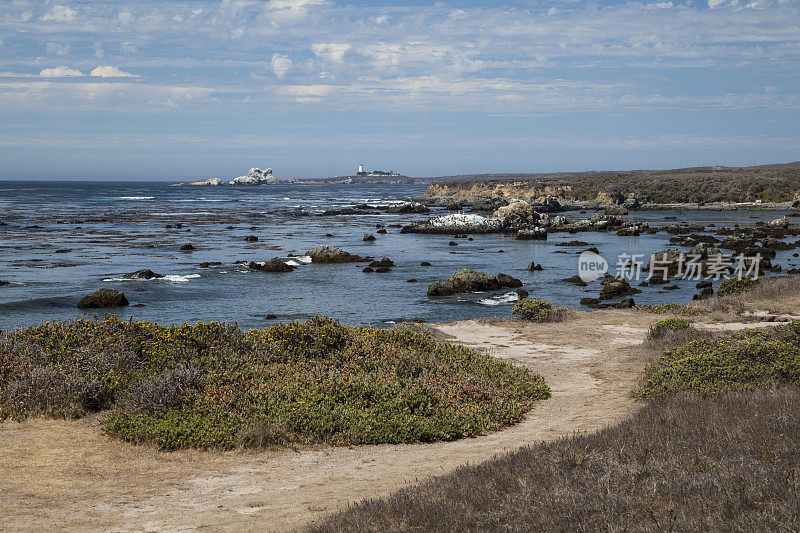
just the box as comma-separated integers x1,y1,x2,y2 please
0,312,656,532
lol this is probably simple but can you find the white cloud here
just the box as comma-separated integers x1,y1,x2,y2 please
46,43,71,56
0,81,214,110
269,54,293,78
90,66,136,78
264,0,328,21
39,67,83,77
41,5,77,23
312,43,351,62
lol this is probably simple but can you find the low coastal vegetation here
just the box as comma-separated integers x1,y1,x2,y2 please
638,323,800,399
717,274,761,297
511,298,566,322
0,316,549,450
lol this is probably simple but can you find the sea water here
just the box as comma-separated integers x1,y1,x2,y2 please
0,180,797,331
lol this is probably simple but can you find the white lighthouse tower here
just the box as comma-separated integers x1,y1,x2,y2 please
358,164,364,174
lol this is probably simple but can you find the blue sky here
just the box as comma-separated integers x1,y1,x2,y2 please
0,0,798,180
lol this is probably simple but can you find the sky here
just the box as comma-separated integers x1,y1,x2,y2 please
0,0,798,180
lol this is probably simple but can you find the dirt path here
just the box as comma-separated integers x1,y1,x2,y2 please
0,312,657,532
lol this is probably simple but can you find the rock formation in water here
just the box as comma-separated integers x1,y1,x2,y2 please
181,168,277,186
229,168,277,185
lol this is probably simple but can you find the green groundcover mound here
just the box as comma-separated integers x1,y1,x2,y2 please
639,322,800,399
0,316,549,450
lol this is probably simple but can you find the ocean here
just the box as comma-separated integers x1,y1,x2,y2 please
0,180,796,331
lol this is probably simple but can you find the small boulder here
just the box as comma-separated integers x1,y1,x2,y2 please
369,257,395,268
363,267,374,273
244,235,259,242
611,298,636,309
406,278,418,283
768,216,789,229
604,205,628,216
580,297,602,308
180,243,195,251
694,287,714,300
562,275,588,287
375,266,391,273
363,234,376,242
78,288,129,309
377,228,387,234
420,261,432,266
599,278,641,300
497,273,523,288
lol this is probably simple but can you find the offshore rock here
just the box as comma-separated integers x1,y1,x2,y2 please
229,168,277,185
78,288,129,309
427,269,522,297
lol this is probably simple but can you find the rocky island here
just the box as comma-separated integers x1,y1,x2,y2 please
181,167,278,186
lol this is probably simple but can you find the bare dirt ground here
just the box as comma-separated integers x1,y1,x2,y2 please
0,308,781,532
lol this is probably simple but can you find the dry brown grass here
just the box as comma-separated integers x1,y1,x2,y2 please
691,276,800,317
312,389,800,533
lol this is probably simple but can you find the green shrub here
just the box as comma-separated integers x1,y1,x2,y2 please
511,298,563,322
717,275,760,297
0,316,550,450
647,318,691,339
638,322,800,399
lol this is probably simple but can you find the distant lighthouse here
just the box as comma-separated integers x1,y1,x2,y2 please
358,164,364,174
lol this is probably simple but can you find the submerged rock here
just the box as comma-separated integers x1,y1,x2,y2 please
123,269,164,280
249,258,295,272
385,202,429,214
78,288,129,309
180,243,195,251
516,228,547,240
427,269,522,297
306,245,370,263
